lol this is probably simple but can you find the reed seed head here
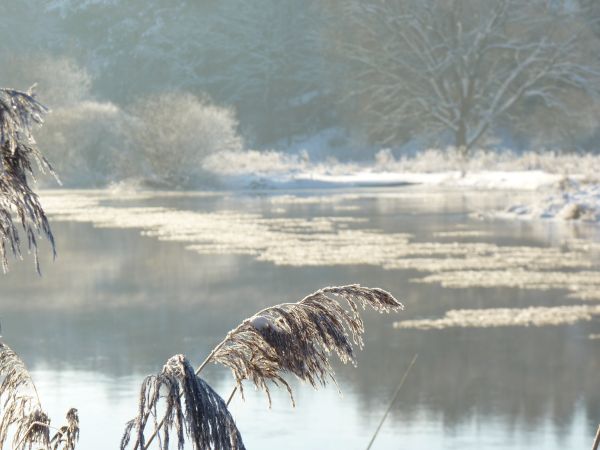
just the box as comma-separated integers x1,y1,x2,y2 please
0,341,51,449
212,284,403,406
0,87,57,273
121,354,245,450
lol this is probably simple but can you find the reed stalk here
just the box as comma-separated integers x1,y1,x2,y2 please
365,354,418,450
592,424,600,450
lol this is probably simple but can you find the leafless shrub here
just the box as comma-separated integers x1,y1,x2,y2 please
209,285,403,405
51,408,80,450
121,354,245,450
38,100,132,187
0,87,57,272
0,340,50,449
128,92,242,188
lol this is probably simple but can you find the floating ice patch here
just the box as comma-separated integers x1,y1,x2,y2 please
384,253,591,272
42,191,412,265
39,190,600,299
432,230,493,238
415,270,600,291
394,305,600,329
567,290,600,301
268,194,361,205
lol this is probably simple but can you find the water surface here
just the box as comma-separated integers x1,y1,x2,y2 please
1,187,599,449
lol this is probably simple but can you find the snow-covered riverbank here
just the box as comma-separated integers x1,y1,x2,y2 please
202,148,600,222
254,169,563,190
498,180,600,222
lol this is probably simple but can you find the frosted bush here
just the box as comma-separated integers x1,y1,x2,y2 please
203,149,310,176
2,55,245,188
129,93,242,188
38,100,132,186
2,55,132,187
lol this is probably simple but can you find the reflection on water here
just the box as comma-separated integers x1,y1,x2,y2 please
1,188,599,449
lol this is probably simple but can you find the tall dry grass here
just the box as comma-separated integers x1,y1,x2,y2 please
121,284,403,450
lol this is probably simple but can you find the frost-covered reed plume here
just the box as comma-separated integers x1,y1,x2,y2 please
121,355,245,450
51,408,80,450
0,340,50,449
122,284,402,449
0,340,79,450
0,87,57,273
208,284,403,405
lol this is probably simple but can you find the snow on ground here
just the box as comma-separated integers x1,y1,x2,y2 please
203,148,600,221
499,180,600,222
205,150,565,190
290,170,562,190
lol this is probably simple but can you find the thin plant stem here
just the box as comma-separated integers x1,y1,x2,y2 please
195,339,228,375
365,354,418,450
592,424,600,450
226,386,238,406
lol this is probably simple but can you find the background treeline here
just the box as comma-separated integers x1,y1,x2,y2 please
1,0,600,186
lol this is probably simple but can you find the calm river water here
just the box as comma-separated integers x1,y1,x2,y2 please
1,187,599,449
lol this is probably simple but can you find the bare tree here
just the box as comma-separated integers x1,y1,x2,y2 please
331,0,600,154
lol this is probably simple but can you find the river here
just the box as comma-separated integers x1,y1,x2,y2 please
1,187,599,449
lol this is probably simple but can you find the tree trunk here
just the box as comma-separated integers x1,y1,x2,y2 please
456,121,468,177
456,121,468,157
